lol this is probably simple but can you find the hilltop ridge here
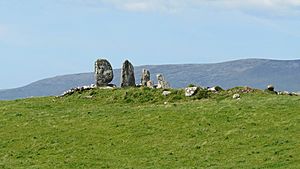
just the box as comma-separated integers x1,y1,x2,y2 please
0,58,300,100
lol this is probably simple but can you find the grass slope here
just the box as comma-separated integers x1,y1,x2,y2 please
0,88,299,168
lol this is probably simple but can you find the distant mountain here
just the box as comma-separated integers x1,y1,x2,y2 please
1,59,300,100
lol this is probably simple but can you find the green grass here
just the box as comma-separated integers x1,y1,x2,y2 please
0,88,299,168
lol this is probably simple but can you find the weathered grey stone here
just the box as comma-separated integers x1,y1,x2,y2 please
84,96,93,99
291,92,300,96
99,86,115,90
141,69,151,86
267,84,275,91
147,80,154,88
162,91,172,96
95,59,113,87
185,87,198,97
157,74,170,89
208,86,223,92
61,84,96,97
278,91,292,95
121,60,136,87
208,87,217,92
233,94,240,99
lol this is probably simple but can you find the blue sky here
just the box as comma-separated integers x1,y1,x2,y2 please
0,0,300,89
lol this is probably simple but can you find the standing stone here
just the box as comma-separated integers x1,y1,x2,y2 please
157,74,170,89
94,59,113,87
121,60,136,87
141,69,151,86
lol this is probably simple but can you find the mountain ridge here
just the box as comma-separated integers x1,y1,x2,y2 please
1,58,300,100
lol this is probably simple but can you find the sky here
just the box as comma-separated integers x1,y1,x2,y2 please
0,0,300,89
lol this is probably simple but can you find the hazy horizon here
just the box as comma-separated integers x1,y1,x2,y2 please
1,0,300,89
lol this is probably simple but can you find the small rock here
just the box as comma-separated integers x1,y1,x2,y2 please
208,86,223,92
147,80,154,88
107,84,117,88
208,87,217,92
60,84,96,97
98,86,115,90
162,91,172,96
277,91,293,95
291,92,300,96
233,94,240,99
135,84,142,88
267,85,275,91
185,87,198,97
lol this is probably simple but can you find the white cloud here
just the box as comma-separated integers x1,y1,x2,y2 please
217,0,300,12
100,0,184,12
123,2,157,12
98,0,300,15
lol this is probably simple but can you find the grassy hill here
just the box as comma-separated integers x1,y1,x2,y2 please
0,87,299,168
1,59,300,100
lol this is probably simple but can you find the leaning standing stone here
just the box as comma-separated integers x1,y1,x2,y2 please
121,60,136,87
141,69,151,86
157,74,170,89
94,59,113,87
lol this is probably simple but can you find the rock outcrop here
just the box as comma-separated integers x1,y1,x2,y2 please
121,60,136,87
95,59,114,87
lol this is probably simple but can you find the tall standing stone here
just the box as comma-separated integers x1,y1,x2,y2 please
141,69,150,86
121,60,136,87
94,59,113,87
157,74,170,89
